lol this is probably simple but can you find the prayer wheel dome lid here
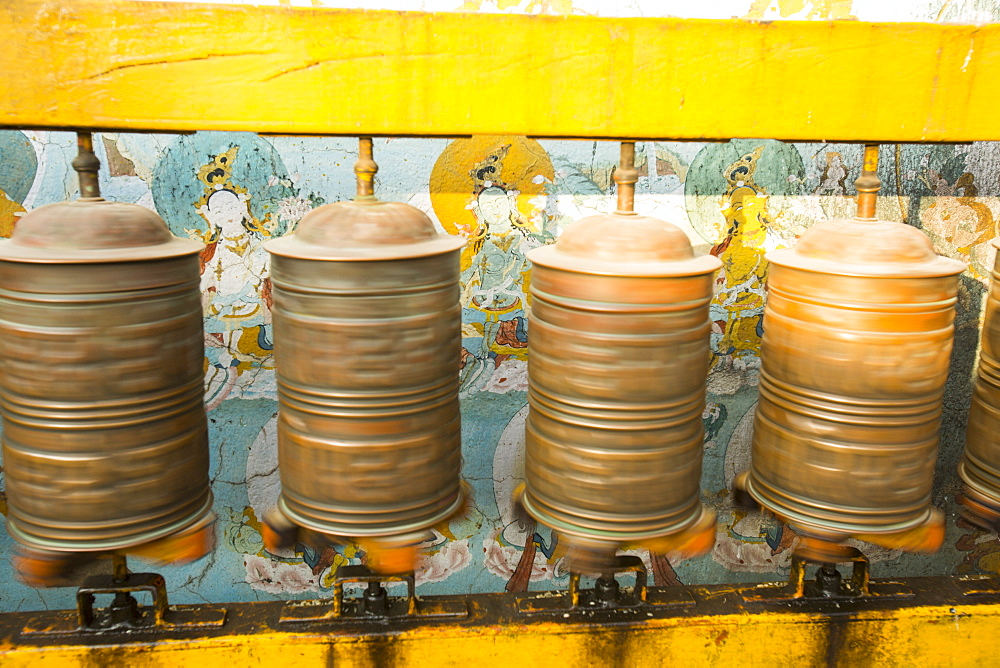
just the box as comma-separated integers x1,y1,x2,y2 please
528,212,721,277
265,199,464,261
768,217,965,278
0,198,203,264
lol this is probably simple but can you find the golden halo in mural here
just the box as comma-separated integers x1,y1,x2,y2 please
430,136,554,272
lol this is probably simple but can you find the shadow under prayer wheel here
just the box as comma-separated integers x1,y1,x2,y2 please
960,239,1000,530
740,151,964,556
519,143,720,572
264,140,465,572
0,144,212,570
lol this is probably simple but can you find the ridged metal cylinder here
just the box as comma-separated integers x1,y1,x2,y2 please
265,198,465,538
745,217,965,542
522,212,721,560
0,199,212,552
960,239,1000,525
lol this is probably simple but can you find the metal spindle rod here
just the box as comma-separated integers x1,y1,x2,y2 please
855,143,881,221
72,132,101,200
614,141,638,215
112,554,129,584
355,137,378,200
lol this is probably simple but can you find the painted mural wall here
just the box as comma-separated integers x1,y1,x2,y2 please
2,0,1000,610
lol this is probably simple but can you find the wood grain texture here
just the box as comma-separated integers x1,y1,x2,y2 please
2,0,999,140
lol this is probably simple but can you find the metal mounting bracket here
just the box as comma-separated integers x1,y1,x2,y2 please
20,558,226,636
516,555,695,616
279,564,467,623
743,548,912,603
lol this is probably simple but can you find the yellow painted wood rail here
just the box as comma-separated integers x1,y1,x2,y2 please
1,577,998,667
2,0,1000,141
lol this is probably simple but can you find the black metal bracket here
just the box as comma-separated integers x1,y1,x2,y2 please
743,547,912,603
21,557,226,636
516,555,695,615
279,564,467,623
77,571,168,629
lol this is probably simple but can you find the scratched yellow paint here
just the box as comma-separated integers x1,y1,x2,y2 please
2,0,1000,141
0,603,996,666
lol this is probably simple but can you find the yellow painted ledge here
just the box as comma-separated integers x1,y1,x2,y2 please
0,602,997,667
1,576,999,667
2,0,1000,141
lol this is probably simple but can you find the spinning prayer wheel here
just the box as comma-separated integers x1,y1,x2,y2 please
263,138,465,573
960,238,1000,531
520,142,720,572
1,134,214,583
738,145,965,559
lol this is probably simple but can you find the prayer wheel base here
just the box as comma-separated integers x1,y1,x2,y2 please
262,503,472,576
516,485,716,573
13,513,215,588
958,485,1000,533
736,470,944,556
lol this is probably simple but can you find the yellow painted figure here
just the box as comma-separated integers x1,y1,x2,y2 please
710,146,784,367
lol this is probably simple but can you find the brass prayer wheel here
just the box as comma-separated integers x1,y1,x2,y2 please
740,145,965,556
264,138,465,568
960,238,1000,530
0,135,213,568
520,142,720,571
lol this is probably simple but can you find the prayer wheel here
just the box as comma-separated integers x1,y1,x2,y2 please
1,135,213,581
739,145,965,558
520,143,720,571
960,238,1000,531
263,138,465,572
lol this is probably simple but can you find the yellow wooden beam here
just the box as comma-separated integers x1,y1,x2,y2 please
2,0,1000,141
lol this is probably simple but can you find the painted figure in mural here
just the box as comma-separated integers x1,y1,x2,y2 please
463,145,538,351
151,132,316,406
686,139,807,371
430,136,555,395
191,147,276,364
0,131,38,238
709,146,781,368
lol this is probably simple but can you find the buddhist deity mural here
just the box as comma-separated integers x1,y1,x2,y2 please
151,132,320,406
0,129,994,607
430,136,555,395
710,147,775,367
686,140,806,370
